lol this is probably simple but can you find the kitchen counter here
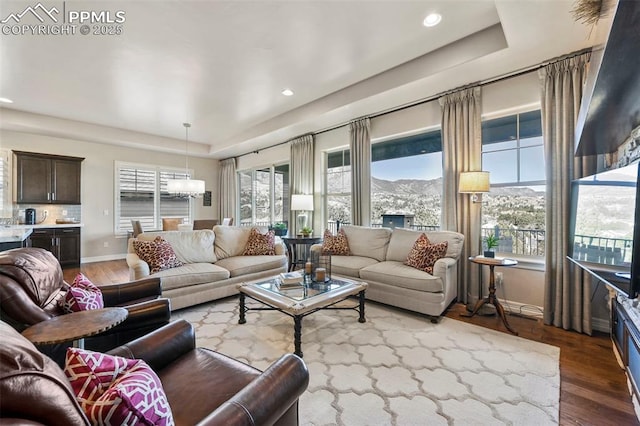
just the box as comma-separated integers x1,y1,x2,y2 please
0,227,33,243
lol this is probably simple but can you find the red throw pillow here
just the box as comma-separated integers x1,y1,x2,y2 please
322,228,350,255
133,236,183,274
405,234,448,274
243,228,276,255
60,273,104,313
64,347,174,426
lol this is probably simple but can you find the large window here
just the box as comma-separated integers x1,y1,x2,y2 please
116,162,192,235
238,164,289,227
371,130,443,229
481,110,545,257
326,149,351,231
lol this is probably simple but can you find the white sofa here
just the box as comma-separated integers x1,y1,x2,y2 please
126,226,287,311
312,226,464,320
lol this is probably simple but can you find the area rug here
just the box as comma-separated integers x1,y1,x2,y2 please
173,298,560,425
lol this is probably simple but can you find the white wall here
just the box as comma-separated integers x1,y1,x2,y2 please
0,129,218,262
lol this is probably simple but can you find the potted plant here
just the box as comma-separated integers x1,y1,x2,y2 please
300,226,313,237
270,222,288,237
484,233,499,258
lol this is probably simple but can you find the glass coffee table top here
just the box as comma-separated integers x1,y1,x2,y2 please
255,277,354,301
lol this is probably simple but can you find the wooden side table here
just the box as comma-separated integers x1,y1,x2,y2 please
281,236,323,272
22,307,128,349
463,256,518,334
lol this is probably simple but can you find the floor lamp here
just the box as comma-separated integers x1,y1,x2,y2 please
458,171,491,313
291,194,313,234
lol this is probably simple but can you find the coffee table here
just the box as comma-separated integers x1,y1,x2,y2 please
237,276,367,357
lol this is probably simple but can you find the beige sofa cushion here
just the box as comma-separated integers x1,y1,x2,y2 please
214,255,287,278
386,228,464,262
341,226,391,262
330,255,379,278
135,230,216,263
360,261,444,293
150,263,230,291
214,226,254,260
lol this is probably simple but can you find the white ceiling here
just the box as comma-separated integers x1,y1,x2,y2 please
0,0,599,159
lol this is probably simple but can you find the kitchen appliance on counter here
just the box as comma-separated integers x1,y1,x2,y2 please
25,208,36,225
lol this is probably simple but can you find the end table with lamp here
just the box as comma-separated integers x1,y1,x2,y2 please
462,255,518,334
282,235,323,272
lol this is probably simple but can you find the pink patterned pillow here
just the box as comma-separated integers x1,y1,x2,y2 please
405,234,448,274
243,228,276,255
322,228,350,255
64,348,174,426
60,273,104,313
133,236,183,274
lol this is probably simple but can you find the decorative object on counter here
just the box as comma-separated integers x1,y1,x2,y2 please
55,218,80,224
310,251,331,282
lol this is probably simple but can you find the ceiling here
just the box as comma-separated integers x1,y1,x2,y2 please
0,1,600,159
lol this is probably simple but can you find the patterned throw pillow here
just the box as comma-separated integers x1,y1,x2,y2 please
133,236,183,274
64,348,174,426
322,228,350,255
60,273,104,313
405,234,449,274
243,228,276,255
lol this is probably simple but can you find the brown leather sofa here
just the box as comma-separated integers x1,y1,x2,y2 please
0,319,309,425
0,247,171,362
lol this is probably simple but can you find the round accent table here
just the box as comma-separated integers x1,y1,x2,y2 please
22,307,128,349
281,236,323,272
462,256,518,334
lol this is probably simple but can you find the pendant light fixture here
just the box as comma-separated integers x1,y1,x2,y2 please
167,122,205,197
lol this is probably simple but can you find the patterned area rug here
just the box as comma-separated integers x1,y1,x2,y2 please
173,298,559,425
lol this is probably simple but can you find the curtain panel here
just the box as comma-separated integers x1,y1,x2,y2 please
289,135,315,235
218,158,237,221
540,52,594,334
349,118,371,226
439,86,482,305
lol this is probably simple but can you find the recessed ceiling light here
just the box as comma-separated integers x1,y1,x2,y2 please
282,89,294,96
423,13,442,27
0,97,14,104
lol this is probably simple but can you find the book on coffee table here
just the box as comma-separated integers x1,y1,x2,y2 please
279,271,303,286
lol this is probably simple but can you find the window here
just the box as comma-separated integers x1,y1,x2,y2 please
481,110,545,257
115,162,192,235
326,149,351,232
238,164,289,227
371,130,443,229
0,150,11,219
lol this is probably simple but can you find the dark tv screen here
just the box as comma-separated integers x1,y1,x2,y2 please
571,160,639,298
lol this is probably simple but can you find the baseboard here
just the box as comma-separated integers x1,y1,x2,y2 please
592,317,611,333
81,253,126,264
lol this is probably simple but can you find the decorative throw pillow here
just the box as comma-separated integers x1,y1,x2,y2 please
405,234,448,274
133,236,183,274
60,273,104,313
322,228,350,255
243,228,276,255
64,348,174,426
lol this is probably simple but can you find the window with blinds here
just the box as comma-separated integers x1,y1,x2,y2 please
116,162,191,235
0,150,11,219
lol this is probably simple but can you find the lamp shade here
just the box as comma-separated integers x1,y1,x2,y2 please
458,171,490,193
291,194,314,211
167,178,205,195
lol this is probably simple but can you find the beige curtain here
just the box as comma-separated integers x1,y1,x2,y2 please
540,52,596,334
350,118,371,226
218,158,237,221
439,87,483,305
289,135,315,235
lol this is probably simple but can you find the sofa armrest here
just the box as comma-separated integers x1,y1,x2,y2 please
108,320,195,371
197,353,309,426
274,238,286,256
432,257,457,280
99,277,162,305
126,253,150,280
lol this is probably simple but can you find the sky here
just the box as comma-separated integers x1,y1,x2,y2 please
371,152,442,181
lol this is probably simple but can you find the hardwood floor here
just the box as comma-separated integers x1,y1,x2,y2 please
65,260,639,426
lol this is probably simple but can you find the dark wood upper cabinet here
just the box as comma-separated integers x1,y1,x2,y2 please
15,152,84,204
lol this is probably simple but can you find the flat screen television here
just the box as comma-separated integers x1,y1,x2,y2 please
570,159,640,298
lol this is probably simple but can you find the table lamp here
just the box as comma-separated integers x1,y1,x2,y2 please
291,194,313,232
458,171,490,203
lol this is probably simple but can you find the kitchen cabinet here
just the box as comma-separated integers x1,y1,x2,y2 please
27,227,81,267
15,151,84,204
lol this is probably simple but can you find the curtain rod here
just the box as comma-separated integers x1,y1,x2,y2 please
226,48,591,161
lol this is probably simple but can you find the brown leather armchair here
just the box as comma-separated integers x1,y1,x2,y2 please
0,247,171,362
0,319,309,425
